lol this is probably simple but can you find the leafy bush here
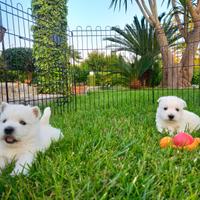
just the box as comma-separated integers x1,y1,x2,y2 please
150,61,162,87
1,48,36,83
81,52,107,72
79,52,131,87
73,66,88,84
32,0,69,94
0,69,18,82
80,52,123,72
96,72,122,88
3,48,34,72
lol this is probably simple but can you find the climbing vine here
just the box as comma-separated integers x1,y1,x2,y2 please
32,0,69,94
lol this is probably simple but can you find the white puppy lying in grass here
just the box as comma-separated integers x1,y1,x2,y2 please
156,96,200,135
0,103,63,176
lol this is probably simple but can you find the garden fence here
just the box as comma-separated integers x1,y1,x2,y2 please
0,0,73,113
0,0,200,112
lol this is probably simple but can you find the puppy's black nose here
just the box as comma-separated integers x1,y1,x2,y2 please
4,127,14,135
168,114,174,120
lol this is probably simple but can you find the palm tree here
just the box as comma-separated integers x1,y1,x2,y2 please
109,0,200,88
105,15,178,87
115,54,157,88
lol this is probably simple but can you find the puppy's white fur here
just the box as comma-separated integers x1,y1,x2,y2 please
156,96,200,135
0,103,63,175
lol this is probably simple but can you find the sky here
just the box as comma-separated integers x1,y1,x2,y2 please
1,0,168,58
67,0,141,29
9,0,168,29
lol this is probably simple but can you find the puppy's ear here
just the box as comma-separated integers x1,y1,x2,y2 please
157,97,165,103
181,99,187,108
0,102,8,113
32,106,41,118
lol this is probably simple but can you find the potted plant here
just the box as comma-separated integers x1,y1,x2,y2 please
72,83,87,95
130,79,142,89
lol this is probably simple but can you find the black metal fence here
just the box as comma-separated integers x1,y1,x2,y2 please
0,0,200,112
71,26,200,110
0,0,73,113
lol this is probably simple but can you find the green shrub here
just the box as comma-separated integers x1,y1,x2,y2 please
150,61,162,87
1,48,36,83
32,0,69,94
3,48,34,72
73,66,88,84
81,52,107,72
0,69,18,82
95,72,121,87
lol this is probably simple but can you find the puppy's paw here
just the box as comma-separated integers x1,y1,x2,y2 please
10,170,18,176
10,169,20,176
10,166,29,176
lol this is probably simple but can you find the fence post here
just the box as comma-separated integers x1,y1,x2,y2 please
0,23,8,102
70,31,77,111
5,81,9,103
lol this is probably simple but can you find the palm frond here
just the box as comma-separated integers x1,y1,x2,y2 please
109,0,133,11
105,16,159,56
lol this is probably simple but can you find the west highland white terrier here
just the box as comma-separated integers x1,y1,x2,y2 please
156,96,200,135
0,102,63,175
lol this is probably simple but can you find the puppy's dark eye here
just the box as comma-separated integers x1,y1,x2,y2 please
19,120,26,125
176,108,179,112
164,107,168,110
2,119,7,123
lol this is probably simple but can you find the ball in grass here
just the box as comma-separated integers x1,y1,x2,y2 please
160,132,200,150
172,132,194,147
184,138,200,151
160,137,172,148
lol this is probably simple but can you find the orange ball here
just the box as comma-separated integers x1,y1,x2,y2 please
160,137,172,148
184,138,200,151
195,138,200,144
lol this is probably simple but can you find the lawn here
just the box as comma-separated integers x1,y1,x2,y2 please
70,87,200,110
1,91,200,199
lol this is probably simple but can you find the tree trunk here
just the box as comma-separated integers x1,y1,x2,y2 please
25,71,33,84
155,25,179,88
178,21,200,87
156,21,200,88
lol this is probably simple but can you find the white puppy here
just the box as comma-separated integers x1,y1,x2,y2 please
0,103,63,175
156,96,200,135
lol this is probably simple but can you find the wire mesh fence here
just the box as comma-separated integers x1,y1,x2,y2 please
0,0,72,113
71,26,200,110
0,0,200,112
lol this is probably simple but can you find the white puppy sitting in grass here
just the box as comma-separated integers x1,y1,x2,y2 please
0,103,63,176
156,96,200,135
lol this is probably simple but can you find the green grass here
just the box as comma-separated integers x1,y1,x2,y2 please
71,88,200,111
1,91,200,199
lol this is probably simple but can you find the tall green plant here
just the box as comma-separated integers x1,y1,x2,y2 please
106,15,177,57
105,15,178,87
109,55,161,87
32,0,68,94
